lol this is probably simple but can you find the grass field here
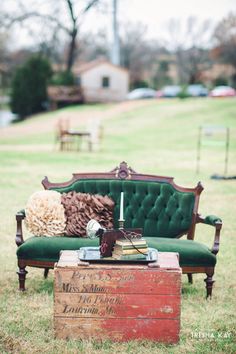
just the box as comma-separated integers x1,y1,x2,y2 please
0,98,235,353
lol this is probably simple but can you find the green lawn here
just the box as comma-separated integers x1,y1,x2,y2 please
0,98,235,353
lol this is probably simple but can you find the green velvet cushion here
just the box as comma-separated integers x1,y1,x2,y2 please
17,236,99,263
17,235,216,267
51,179,195,238
145,237,216,267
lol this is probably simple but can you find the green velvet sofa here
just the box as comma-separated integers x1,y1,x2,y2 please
16,162,222,297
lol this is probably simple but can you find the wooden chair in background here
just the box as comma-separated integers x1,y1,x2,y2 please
87,118,103,152
55,118,75,151
56,118,98,152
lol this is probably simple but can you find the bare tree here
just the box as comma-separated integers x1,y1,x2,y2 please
164,17,213,84
213,12,236,70
78,29,109,62
0,0,101,71
0,30,10,63
0,30,12,92
177,47,210,84
119,22,162,87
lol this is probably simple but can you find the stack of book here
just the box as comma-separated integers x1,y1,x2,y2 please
112,238,148,260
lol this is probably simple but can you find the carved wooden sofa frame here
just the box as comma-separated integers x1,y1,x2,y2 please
16,162,222,298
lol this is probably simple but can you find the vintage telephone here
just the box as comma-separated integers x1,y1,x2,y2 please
86,219,142,257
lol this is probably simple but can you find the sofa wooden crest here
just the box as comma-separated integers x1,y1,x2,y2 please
16,161,222,298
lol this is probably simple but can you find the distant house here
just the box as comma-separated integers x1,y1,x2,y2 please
199,63,236,86
73,59,129,103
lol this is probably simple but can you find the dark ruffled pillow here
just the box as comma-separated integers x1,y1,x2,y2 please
61,191,114,237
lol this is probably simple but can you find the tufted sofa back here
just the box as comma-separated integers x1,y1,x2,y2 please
51,179,195,238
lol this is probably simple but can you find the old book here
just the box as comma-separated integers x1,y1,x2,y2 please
115,238,147,247
113,246,148,255
112,253,147,260
114,244,148,251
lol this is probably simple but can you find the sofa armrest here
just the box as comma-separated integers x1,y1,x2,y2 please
16,210,26,247
197,214,222,255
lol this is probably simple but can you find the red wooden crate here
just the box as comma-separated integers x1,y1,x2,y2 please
54,251,181,343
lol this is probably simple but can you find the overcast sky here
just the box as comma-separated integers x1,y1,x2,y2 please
78,0,236,50
118,0,235,37
7,0,236,48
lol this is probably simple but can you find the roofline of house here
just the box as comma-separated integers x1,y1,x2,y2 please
73,59,128,75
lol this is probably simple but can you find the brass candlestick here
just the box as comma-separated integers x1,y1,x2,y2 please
118,219,125,229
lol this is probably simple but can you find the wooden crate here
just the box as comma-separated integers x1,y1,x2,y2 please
54,251,181,343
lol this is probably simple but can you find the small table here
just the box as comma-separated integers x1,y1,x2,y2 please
66,130,92,151
54,250,181,343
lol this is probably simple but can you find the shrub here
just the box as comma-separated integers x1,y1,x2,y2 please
10,56,52,119
177,87,191,99
50,70,75,86
213,76,228,87
130,80,149,90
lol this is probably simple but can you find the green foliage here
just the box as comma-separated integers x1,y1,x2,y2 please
50,70,75,86
177,87,191,99
159,60,169,72
231,73,236,88
131,80,149,89
10,56,52,119
214,76,229,86
152,60,173,89
153,75,173,90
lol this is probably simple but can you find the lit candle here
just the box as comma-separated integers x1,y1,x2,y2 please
119,192,124,220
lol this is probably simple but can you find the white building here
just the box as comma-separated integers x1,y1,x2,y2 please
73,59,129,103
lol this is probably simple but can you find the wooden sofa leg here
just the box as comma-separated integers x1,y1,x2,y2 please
204,271,215,299
17,266,28,291
44,268,49,279
187,273,193,284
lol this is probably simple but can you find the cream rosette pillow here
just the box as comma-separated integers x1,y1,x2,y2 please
25,190,66,236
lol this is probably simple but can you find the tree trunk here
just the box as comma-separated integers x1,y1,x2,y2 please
67,28,77,72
